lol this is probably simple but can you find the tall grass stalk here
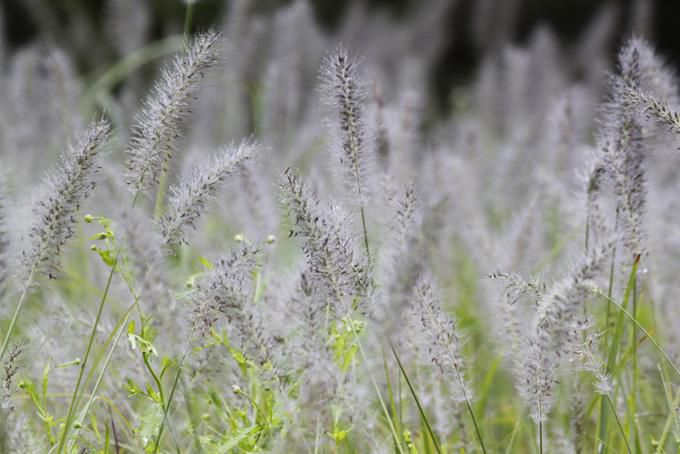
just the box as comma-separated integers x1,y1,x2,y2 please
606,393,633,454
629,268,639,453
655,387,680,452
390,343,443,454
593,288,680,380
0,267,36,365
56,248,122,454
68,299,139,450
347,319,405,454
57,192,142,453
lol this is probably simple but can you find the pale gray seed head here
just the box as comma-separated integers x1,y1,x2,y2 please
280,168,371,319
158,140,259,249
320,44,374,205
191,245,276,368
519,242,610,422
411,277,471,404
375,182,423,338
21,117,110,283
125,29,222,196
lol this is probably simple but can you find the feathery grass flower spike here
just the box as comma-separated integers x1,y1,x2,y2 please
281,168,370,320
125,29,222,197
519,242,609,451
158,140,260,249
320,45,373,257
0,117,111,364
412,278,486,452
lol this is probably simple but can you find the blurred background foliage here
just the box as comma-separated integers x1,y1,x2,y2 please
3,0,679,113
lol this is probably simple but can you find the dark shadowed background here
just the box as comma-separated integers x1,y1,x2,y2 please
2,0,678,107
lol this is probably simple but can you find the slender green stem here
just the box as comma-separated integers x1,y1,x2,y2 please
347,119,370,260
143,353,165,403
607,394,632,454
382,352,402,453
69,302,137,448
348,322,404,454
359,205,370,259
389,343,442,454
0,267,36,364
600,253,634,454
505,420,521,454
153,359,183,453
459,371,487,454
603,212,620,346
655,388,680,452
57,249,121,454
593,288,680,380
630,271,638,452
183,2,195,38
57,193,141,452
604,241,618,340
84,36,184,107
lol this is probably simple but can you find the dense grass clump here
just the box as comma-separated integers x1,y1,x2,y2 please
3,1,680,453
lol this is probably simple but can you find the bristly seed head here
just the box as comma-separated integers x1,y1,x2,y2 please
280,168,370,319
518,242,610,422
125,29,222,197
320,44,373,205
410,278,471,404
158,139,260,250
22,117,111,283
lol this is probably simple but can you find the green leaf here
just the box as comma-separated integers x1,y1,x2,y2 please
198,255,214,270
124,378,144,397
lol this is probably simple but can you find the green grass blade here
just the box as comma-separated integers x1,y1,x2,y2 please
593,288,680,380
389,343,443,454
383,353,403,453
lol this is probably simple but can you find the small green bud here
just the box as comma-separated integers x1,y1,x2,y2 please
90,244,97,251
234,233,245,243
266,234,276,244
84,214,94,223
97,232,107,240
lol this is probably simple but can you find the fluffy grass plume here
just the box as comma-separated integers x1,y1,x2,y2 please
158,140,259,249
22,117,111,283
125,29,221,196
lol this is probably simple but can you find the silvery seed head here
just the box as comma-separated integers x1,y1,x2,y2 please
320,45,374,206
22,117,110,284
158,140,260,249
125,29,222,196
280,168,371,320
